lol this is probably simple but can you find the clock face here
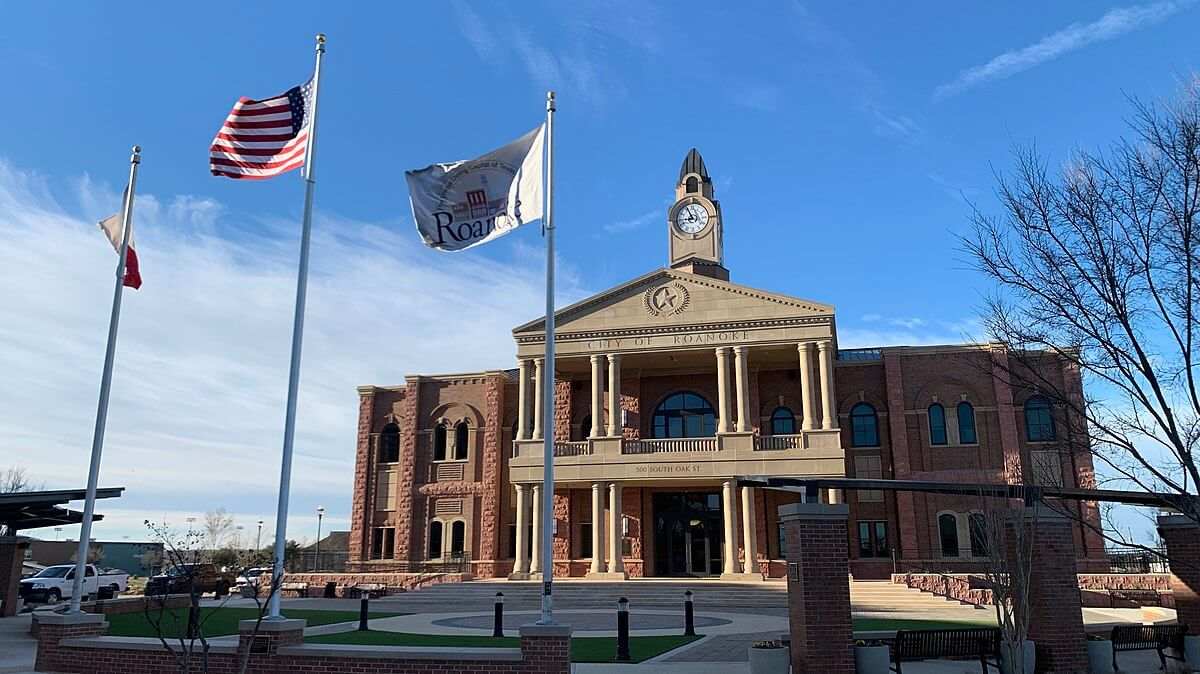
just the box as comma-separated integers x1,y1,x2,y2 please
674,203,709,234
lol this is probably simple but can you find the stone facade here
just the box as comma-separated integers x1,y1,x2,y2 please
346,149,1106,581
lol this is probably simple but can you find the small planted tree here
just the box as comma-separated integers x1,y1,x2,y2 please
974,503,1037,674
143,520,281,674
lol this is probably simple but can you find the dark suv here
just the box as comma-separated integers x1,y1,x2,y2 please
145,563,233,597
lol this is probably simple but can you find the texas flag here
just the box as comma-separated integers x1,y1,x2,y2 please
98,209,141,290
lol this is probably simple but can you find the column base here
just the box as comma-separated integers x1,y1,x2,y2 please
586,571,628,580
719,572,766,582
508,572,532,580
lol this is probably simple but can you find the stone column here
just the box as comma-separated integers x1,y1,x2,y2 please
589,482,606,575
817,340,836,430
797,342,815,431
608,482,625,575
532,357,545,440
733,346,751,433
721,479,739,575
606,354,621,437
741,486,760,577
1021,506,1087,674
0,536,30,617
516,359,531,441
589,355,604,438
1157,513,1200,630
780,503,854,674
529,484,542,574
510,484,529,577
715,347,732,433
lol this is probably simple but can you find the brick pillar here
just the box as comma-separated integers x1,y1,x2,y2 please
780,503,854,674
882,353,919,564
989,346,1025,484
348,388,376,565
479,373,505,571
397,377,422,560
553,378,572,442
0,536,29,617
1158,513,1200,630
238,618,305,656
1021,507,1087,674
519,624,572,674
34,612,106,672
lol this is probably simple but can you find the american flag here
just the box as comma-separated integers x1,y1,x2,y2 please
210,80,313,180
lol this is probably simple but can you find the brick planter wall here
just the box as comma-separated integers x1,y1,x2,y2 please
1157,514,1200,630
35,614,572,674
780,503,854,674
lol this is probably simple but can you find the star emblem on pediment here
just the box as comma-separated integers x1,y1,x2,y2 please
643,281,690,317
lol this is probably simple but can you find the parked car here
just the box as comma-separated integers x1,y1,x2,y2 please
144,563,234,597
18,564,129,604
232,566,273,594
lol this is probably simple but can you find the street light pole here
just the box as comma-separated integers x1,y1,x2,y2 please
256,520,264,550
315,506,325,572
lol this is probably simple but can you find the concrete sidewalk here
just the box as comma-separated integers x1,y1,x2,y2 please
0,614,34,674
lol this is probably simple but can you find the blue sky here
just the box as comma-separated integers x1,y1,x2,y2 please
0,2,1195,543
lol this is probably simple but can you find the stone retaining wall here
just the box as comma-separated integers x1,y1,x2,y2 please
278,571,466,596
892,572,1173,608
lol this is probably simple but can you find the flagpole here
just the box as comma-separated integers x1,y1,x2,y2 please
538,90,556,626
267,33,326,621
69,145,140,613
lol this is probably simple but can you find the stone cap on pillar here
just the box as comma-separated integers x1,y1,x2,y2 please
778,503,849,522
519,623,573,637
240,618,307,632
35,612,107,626
1157,513,1199,529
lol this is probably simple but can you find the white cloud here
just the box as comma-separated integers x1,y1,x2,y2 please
935,0,1194,99
838,317,983,349
450,0,497,62
603,208,660,235
0,159,585,542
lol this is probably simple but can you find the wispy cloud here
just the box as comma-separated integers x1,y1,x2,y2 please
935,0,1194,99
733,83,783,113
449,0,497,61
839,317,983,349
0,159,586,541
866,106,923,144
603,209,660,235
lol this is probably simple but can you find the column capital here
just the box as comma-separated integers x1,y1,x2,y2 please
715,345,732,357
534,356,546,365
797,341,814,353
607,352,621,364
732,345,749,356
817,340,832,351
589,353,604,364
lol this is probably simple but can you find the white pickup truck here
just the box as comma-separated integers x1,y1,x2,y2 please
18,564,129,603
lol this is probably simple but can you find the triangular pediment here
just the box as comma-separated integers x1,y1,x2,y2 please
513,268,834,337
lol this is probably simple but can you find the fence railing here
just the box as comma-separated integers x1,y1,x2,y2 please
553,441,592,457
1105,548,1169,574
756,434,804,450
623,437,718,454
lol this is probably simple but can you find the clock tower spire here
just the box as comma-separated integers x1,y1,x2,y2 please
668,148,727,280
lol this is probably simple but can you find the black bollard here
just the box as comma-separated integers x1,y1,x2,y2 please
616,597,631,661
683,590,695,637
493,592,505,638
358,595,369,631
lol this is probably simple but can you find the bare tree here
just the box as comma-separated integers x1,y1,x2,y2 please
201,508,235,552
143,520,280,674
963,78,1200,542
976,502,1037,674
1,466,40,493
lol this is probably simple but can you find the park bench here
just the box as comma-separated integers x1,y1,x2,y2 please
347,582,387,599
891,627,1001,673
1109,623,1187,672
279,582,310,598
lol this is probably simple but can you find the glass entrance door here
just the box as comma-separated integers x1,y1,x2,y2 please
652,491,723,576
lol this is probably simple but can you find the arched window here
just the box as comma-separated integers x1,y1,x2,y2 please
450,521,466,557
850,403,879,447
428,520,443,559
433,424,447,461
770,407,796,435
453,421,469,460
651,392,716,439
1024,396,1056,442
686,176,698,193
938,513,960,557
928,404,947,445
957,402,977,444
379,422,400,463
968,513,988,557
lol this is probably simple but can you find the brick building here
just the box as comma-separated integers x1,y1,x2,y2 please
347,149,1106,580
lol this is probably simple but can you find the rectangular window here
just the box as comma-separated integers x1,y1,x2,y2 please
580,523,592,558
777,522,788,560
1031,450,1064,487
854,455,883,502
370,527,395,560
507,524,516,559
375,471,395,511
857,521,890,558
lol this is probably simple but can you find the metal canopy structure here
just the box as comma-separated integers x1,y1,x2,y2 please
0,487,124,533
739,476,1199,514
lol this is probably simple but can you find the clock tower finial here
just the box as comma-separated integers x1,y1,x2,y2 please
668,148,727,280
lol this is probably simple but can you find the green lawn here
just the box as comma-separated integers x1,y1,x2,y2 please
852,617,997,632
305,630,702,663
105,607,402,638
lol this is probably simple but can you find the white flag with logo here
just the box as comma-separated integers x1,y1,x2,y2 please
406,124,545,251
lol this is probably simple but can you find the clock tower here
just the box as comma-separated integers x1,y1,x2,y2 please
668,148,728,280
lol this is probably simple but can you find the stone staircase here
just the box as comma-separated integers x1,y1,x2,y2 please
369,578,987,618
